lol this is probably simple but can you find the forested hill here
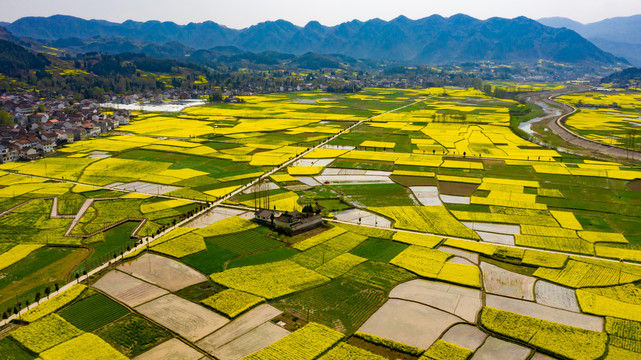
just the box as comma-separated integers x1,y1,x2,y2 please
0,39,50,76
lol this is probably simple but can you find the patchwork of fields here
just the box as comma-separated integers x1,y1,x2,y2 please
1,87,641,360
558,92,641,150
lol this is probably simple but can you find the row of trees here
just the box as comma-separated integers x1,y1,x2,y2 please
2,283,59,319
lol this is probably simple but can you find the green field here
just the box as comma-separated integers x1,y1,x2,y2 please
349,238,409,263
181,242,239,274
77,222,139,272
208,229,283,255
343,261,418,291
95,314,173,358
274,278,388,334
227,248,299,269
0,247,87,315
60,293,130,332
0,337,36,360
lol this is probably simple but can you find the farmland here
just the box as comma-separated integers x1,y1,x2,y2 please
557,92,641,150
1,87,641,360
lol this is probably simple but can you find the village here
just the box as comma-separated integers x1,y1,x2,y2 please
0,89,221,163
0,93,131,163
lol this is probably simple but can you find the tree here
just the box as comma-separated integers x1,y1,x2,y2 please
34,291,41,303
208,90,223,103
302,204,314,215
0,110,13,125
44,286,51,298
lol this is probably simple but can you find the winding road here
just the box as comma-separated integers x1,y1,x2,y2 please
521,89,641,163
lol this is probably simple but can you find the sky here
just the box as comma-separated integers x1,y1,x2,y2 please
2,0,641,28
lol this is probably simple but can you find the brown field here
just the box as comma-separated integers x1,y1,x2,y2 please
135,294,229,342
118,253,207,292
93,270,168,307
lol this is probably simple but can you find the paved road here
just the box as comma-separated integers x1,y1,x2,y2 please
546,96,641,162
522,90,641,163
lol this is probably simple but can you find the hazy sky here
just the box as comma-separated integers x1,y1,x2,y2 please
2,0,641,28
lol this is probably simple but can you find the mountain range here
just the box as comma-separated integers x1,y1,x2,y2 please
539,15,641,66
1,14,626,66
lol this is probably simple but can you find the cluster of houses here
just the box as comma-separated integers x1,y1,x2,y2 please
254,203,325,235
107,89,206,105
0,93,132,163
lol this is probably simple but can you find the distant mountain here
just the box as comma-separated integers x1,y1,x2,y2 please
536,17,584,32
48,36,194,59
539,15,641,65
4,14,626,66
